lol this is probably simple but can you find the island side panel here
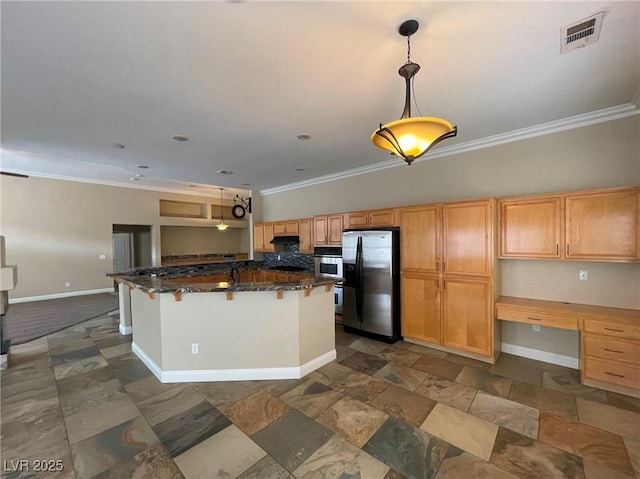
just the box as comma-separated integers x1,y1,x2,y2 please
117,283,132,335
159,290,301,372
130,288,164,369
298,287,336,366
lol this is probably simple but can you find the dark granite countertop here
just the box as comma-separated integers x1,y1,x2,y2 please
117,274,338,294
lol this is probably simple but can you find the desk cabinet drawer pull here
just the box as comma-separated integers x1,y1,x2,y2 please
603,348,624,354
604,327,624,333
527,317,543,321
605,371,625,378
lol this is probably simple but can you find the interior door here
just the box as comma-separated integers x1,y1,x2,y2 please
113,233,133,272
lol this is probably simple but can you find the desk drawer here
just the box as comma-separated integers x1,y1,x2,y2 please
583,335,640,364
495,306,578,330
583,319,640,340
583,357,640,389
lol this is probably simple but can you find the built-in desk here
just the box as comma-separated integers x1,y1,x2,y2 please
496,296,640,398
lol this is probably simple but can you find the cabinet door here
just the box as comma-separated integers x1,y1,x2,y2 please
442,278,492,356
262,271,277,282
263,223,275,252
298,218,313,253
275,272,291,281
400,205,441,273
273,222,287,235
401,273,441,344
253,224,265,251
285,220,299,234
369,208,398,227
344,212,369,229
314,217,328,245
499,197,562,258
443,200,493,276
565,188,639,261
328,215,343,245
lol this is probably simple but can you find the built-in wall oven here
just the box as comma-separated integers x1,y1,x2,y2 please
314,246,343,314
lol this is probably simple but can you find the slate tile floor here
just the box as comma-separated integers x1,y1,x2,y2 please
2,314,640,479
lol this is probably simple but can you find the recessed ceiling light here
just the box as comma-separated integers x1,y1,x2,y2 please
135,173,146,178
136,165,149,169
110,143,125,149
172,135,189,142
296,134,311,140
130,177,139,181
217,170,234,175
295,167,305,171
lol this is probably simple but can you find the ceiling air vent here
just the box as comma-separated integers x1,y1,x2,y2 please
561,12,604,54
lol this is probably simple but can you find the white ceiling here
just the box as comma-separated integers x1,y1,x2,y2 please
1,1,638,198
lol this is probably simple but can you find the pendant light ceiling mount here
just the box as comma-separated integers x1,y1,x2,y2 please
372,19,457,166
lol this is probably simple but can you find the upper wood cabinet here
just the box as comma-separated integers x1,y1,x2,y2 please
401,205,441,274
499,186,639,262
298,218,313,253
565,188,639,261
443,200,494,276
499,196,563,259
253,222,275,252
314,214,344,246
274,220,299,236
344,208,399,229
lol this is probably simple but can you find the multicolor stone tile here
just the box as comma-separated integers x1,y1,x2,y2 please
152,401,232,457
490,427,585,479
349,337,387,356
293,435,389,479
137,384,207,427
339,351,389,376
223,389,291,435
435,447,519,478
488,355,543,386
542,371,608,403
414,373,478,412
364,416,449,479
455,366,512,398
316,396,389,448
420,402,499,461
538,412,635,476
174,424,266,479
307,361,352,385
252,409,333,472
509,382,577,421
331,370,388,403
376,346,422,367
469,391,540,439
237,455,294,479
280,379,343,418
411,354,464,381
57,367,127,417
191,380,264,408
576,397,640,441
369,383,437,427
373,363,428,391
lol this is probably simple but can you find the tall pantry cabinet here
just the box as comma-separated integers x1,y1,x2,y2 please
401,199,500,361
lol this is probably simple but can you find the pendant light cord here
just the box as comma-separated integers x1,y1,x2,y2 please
406,34,424,117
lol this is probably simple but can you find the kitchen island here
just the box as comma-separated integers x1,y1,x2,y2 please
115,269,337,383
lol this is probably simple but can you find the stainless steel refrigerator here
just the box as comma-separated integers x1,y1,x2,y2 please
342,228,400,343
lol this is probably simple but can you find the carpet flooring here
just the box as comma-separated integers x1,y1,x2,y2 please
3,292,119,345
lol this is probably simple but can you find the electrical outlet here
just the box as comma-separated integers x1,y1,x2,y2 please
191,343,199,354
532,324,540,332
99,254,107,260
65,282,70,287
579,270,588,281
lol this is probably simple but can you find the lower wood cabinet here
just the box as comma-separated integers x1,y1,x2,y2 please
401,273,495,358
401,273,440,344
442,278,493,356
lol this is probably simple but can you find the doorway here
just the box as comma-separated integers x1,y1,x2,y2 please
112,224,152,272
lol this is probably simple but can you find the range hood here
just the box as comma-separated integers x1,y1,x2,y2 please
270,235,300,244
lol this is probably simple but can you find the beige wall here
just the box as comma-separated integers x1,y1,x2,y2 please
160,226,244,256
260,116,640,359
0,177,250,300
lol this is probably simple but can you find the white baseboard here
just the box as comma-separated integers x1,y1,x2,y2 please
132,342,336,383
501,342,579,369
9,287,115,304
119,324,133,335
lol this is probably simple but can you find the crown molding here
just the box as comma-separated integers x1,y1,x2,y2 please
260,103,639,196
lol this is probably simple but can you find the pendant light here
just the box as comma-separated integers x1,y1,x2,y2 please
372,19,457,165
216,188,229,231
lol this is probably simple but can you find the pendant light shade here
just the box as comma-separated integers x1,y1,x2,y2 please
372,20,457,165
216,188,229,231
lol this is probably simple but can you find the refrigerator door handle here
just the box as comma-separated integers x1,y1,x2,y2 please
355,236,364,323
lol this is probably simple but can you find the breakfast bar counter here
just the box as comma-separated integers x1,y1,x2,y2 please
115,272,337,383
